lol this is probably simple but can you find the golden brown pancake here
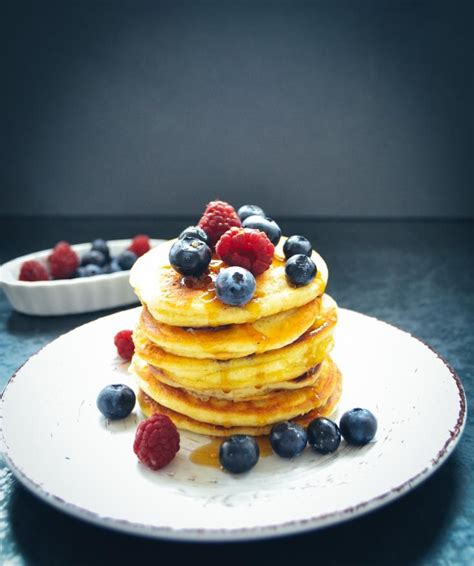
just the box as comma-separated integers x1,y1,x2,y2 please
136,359,342,436
129,238,328,327
138,296,323,360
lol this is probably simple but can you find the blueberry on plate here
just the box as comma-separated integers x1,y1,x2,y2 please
75,264,103,277
285,254,317,286
269,421,307,458
219,435,259,474
81,250,106,267
117,250,138,270
307,417,341,454
169,237,211,276
91,238,110,261
97,384,136,420
215,267,256,306
242,215,281,245
102,258,122,274
340,408,377,446
179,225,209,245
237,204,266,222
283,235,312,259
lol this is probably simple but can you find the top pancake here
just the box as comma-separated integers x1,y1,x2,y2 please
130,237,328,327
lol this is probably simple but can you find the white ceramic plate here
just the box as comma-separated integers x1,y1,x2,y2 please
0,239,165,316
0,308,466,541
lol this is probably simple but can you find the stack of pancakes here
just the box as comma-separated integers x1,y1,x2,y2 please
129,239,342,436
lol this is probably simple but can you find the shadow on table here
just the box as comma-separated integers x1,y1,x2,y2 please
6,454,462,565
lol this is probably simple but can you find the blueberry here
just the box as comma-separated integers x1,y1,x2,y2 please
283,235,312,259
215,267,256,306
307,418,341,454
269,421,307,458
97,384,136,420
169,237,211,276
242,215,281,245
75,264,103,277
285,254,317,286
81,250,106,267
238,204,266,222
117,250,137,270
340,408,377,446
219,435,259,474
91,238,110,261
102,259,122,274
178,225,209,245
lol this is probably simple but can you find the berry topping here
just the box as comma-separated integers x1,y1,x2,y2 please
198,200,241,247
307,417,341,454
237,204,266,222
269,422,307,458
283,235,312,259
18,260,49,282
129,234,151,257
102,259,122,274
242,215,281,246
134,414,180,470
219,435,259,474
97,384,136,420
216,227,274,276
169,237,211,276
179,225,209,245
117,250,137,270
215,266,256,306
81,250,107,267
75,264,103,278
340,408,377,446
91,239,110,261
285,254,317,286
48,241,79,279
114,329,135,361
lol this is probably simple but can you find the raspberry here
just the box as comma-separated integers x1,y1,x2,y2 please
114,329,135,361
18,260,50,281
48,241,79,279
128,234,150,257
133,414,180,470
198,200,241,247
216,227,275,276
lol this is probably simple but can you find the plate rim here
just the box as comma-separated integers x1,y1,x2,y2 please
0,308,467,542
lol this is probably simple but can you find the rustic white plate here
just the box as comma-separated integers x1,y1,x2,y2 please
0,308,466,541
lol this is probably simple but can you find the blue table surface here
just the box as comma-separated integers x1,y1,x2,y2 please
0,218,472,565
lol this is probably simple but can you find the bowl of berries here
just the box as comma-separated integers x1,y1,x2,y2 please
0,235,164,316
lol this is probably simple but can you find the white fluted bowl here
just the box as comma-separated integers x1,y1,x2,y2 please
0,239,165,316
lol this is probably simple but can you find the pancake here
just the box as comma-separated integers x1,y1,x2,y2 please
133,355,339,428
139,296,322,360
136,359,342,436
129,238,328,327
133,305,336,391
146,362,323,401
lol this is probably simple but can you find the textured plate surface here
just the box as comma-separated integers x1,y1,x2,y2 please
0,308,466,541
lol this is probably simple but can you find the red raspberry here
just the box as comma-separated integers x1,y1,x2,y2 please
133,414,180,470
48,241,79,279
128,234,151,257
18,260,50,281
114,329,135,361
198,200,241,247
216,227,275,276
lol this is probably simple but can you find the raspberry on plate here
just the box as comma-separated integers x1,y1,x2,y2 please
216,227,274,276
18,260,50,281
128,234,151,257
133,414,180,470
198,200,241,247
48,241,79,279
114,329,135,361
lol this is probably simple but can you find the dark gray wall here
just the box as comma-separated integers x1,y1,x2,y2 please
1,1,472,217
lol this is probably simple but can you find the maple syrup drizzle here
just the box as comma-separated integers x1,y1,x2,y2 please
189,436,273,468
